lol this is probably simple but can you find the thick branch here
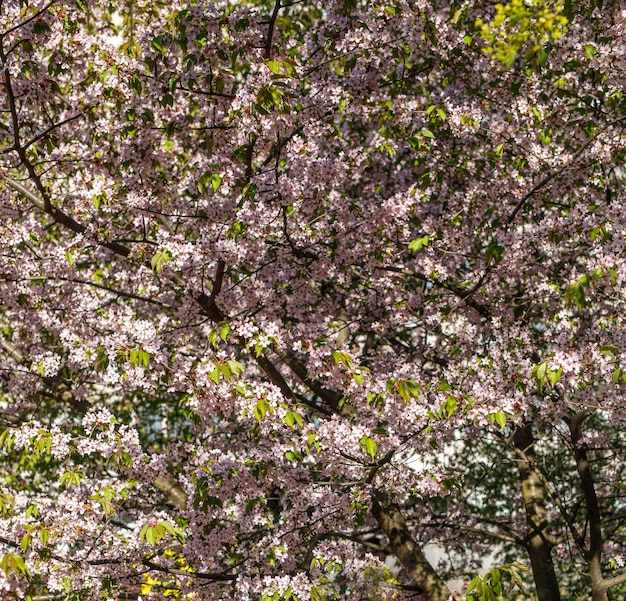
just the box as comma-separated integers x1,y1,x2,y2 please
274,349,346,414
22,109,93,150
264,0,282,59
153,476,188,509
600,570,626,591
6,180,342,420
4,177,132,257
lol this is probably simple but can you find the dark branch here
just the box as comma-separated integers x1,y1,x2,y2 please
264,0,282,60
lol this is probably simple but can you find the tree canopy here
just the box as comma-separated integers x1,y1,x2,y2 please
0,1,626,600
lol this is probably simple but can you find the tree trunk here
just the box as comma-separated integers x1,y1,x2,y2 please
371,491,456,601
514,423,562,601
569,412,609,601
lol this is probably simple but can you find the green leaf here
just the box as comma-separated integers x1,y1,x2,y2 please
533,360,562,392
408,234,430,253
404,380,421,397
220,324,232,342
221,361,232,381
139,521,181,546
94,345,109,373
585,44,596,59
547,366,563,387
144,525,158,545
129,349,150,367
1,553,29,578
151,249,173,275
150,35,166,55
0,492,13,519
0,430,14,450
284,409,303,428
198,170,223,195
484,239,504,264
210,173,222,192
397,381,411,402
21,533,31,553
396,380,422,402
438,396,457,419
138,349,150,367
533,360,548,390
254,398,267,422
60,469,84,488
600,344,620,357
267,60,282,74
331,350,353,368
90,493,116,517
359,435,377,461
494,411,507,429
310,587,327,601
242,182,257,200
564,275,589,309
207,328,219,348
33,433,52,456
40,528,50,546
209,365,221,385
226,360,244,379
159,520,184,541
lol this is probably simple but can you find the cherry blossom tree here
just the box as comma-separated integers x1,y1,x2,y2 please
0,1,625,600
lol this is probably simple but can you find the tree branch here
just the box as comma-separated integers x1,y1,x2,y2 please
153,476,188,509
142,557,236,581
3,177,132,257
264,0,282,60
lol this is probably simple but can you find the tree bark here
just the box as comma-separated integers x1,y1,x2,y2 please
371,491,456,601
569,412,609,601
514,423,562,601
